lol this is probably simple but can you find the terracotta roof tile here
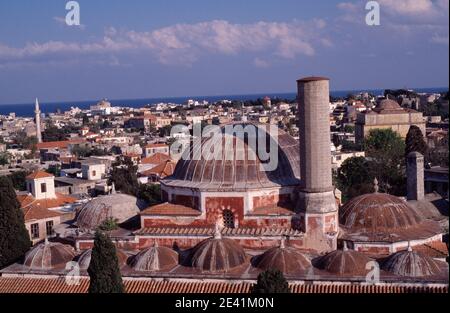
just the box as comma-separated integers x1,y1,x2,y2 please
141,153,171,165
26,171,54,180
142,160,176,178
0,277,447,293
141,203,201,216
17,193,77,221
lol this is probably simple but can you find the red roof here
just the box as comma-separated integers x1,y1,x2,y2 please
145,143,168,149
26,171,54,180
142,160,176,178
17,193,77,221
141,203,201,216
141,153,171,165
36,139,85,150
0,277,446,293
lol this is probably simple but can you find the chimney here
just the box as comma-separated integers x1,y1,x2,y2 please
296,76,337,253
407,151,424,201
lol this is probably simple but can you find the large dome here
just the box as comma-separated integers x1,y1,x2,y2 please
23,241,75,270
76,193,144,230
130,244,179,271
190,237,247,272
163,122,300,191
381,248,446,278
253,244,311,274
339,192,442,242
376,99,402,111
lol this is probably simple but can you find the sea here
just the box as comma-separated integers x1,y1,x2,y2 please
0,87,447,117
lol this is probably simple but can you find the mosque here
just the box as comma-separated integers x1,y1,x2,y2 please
1,76,448,293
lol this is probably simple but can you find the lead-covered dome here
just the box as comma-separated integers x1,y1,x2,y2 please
76,248,128,270
76,193,144,230
381,247,446,277
376,99,402,111
314,244,374,275
253,243,311,274
23,241,76,270
130,244,178,271
339,192,442,242
190,236,247,272
164,122,300,191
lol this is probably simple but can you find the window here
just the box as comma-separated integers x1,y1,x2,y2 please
40,183,47,193
222,210,235,229
46,221,54,236
92,170,96,177
31,223,39,239
27,183,32,193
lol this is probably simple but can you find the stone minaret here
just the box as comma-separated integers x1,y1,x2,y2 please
296,77,337,253
35,98,42,143
407,151,424,201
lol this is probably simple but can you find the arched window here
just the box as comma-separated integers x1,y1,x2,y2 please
222,209,235,229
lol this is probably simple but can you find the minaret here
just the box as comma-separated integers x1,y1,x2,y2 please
35,98,42,143
296,76,338,253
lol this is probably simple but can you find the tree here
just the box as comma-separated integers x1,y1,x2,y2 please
8,171,29,191
109,156,139,196
334,157,375,201
42,122,68,142
138,184,162,206
251,269,291,293
88,231,124,293
405,125,427,157
0,177,31,268
364,129,406,195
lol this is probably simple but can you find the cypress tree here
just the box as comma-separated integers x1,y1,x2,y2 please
405,125,428,157
88,231,125,293
0,177,31,268
251,269,291,293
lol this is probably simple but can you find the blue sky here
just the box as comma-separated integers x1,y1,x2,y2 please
0,0,448,104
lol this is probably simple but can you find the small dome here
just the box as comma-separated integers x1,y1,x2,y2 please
314,244,374,275
381,248,445,277
377,99,401,110
340,193,423,232
130,244,178,271
253,245,311,274
76,248,128,270
23,241,75,270
76,194,144,230
190,238,247,272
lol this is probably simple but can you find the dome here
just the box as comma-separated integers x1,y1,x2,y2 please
23,241,75,270
314,244,374,275
340,193,423,232
130,244,178,271
164,122,300,191
190,236,247,272
76,248,128,270
76,193,144,230
253,242,311,274
381,247,445,277
340,191,442,242
376,99,402,111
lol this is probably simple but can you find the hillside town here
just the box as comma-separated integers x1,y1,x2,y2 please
0,77,448,293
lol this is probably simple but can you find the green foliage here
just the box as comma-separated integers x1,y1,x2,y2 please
98,217,119,231
343,125,355,134
72,145,108,158
138,184,162,206
88,231,124,293
251,269,291,293
0,152,10,165
405,125,427,157
42,122,69,142
334,157,374,201
0,177,31,268
46,164,61,177
364,129,406,195
109,156,139,196
12,131,38,152
8,171,29,191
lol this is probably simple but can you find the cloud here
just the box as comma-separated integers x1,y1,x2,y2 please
0,19,330,66
53,16,86,30
253,57,270,68
431,33,449,45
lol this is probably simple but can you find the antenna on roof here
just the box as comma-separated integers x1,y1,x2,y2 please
214,218,223,239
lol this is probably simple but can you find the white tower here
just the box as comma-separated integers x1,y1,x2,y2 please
35,98,42,143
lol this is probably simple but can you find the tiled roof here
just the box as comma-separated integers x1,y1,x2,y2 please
141,203,202,216
135,226,303,237
142,160,176,178
0,277,447,293
17,193,77,221
145,143,168,148
413,242,449,258
36,139,85,150
141,153,171,165
26,171,54,180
